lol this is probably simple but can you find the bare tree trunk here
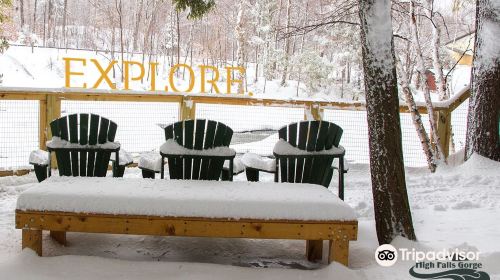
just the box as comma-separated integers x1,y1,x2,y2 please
235,2,246,94
62,0,68,48
396,56,436,172
32,0,38,33
359,0,416,244
410,1,446,162
176,10,180,66
116,0,124,82
133,0,144,51
280,0,292,86
19,0,25,27
465,0,500,161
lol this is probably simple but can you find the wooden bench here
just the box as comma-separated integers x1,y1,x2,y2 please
16,177,358,265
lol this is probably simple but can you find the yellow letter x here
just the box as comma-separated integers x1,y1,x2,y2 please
91,59,117,89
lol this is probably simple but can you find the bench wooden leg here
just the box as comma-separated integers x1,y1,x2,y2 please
22,229,42,256
50,230,67,246
328,239,349,266
306,240,323,262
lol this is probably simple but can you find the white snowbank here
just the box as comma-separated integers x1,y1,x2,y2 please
46,137,120,150
241,153,276,172
16,177,357,221
160,139,236,157
28,150,49,165
0,250,362,280
273,140,345,156
138,152,163,172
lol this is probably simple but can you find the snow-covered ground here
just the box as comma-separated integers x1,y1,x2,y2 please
0,153,498,279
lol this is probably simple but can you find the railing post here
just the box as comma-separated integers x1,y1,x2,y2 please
179,97,196,121
305,103,323,120
436,109,451,159
45,94,61,167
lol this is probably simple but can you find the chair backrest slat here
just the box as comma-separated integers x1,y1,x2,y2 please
192,120,206,180
48,114,118,178
277,120,343,187
164,119,233,181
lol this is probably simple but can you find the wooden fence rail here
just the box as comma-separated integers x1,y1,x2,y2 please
0,87,470,174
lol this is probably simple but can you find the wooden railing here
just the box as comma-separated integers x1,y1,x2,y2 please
0,87,470,174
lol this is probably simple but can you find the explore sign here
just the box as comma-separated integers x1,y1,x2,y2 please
63,57,251,95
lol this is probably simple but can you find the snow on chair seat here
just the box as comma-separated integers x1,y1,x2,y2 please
138,151,164,179
241,153,276,182
160,120,236,181
16,177,358,265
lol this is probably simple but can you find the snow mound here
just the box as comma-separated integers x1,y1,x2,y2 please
273,140,344,156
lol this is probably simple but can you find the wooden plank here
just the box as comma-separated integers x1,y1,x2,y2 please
295,122,309,183
183,120,195,179
87,115,99,176
192,119,206,179
208,122,228,180
16,211,358,241
22,229,42,256
49,231,67,246
306,240,323,262
56,117,71,176
94,117,110,177
68,114,79,177
79,114,89,176
39,99,48,150
436,110,451,158
287,124,297,183
199,121,217,179
328,239,349,266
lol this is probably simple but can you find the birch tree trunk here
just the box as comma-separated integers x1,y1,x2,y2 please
358,0,416,244
396,56,436,172
410,1,446,162
424,0,448,101
465,0,500,161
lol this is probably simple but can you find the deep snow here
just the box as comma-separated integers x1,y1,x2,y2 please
0,153,499,279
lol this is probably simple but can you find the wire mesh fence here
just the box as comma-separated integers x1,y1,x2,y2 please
450,99,469,152
323,109,433,167
0,95,470,170
61,101,179,155
0,100,39,170
196,103,305,156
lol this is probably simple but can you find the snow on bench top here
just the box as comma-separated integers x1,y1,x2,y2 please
160,139,236,157
16,177,356,221
273,139,345,156
47,137,120,150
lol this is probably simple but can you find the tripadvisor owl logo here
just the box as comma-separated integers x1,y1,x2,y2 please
375,244,398,267
374,244,491,280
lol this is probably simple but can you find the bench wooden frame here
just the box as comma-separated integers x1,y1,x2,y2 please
16,210,357,266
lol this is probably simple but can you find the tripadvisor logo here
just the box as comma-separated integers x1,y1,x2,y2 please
375,244,491,280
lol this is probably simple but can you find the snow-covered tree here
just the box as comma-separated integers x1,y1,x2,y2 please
465,0,500,161
358,0,416,244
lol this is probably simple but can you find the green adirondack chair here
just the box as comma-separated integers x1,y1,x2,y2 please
47,114,121,178
160,119,235,181
273,120,346,199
